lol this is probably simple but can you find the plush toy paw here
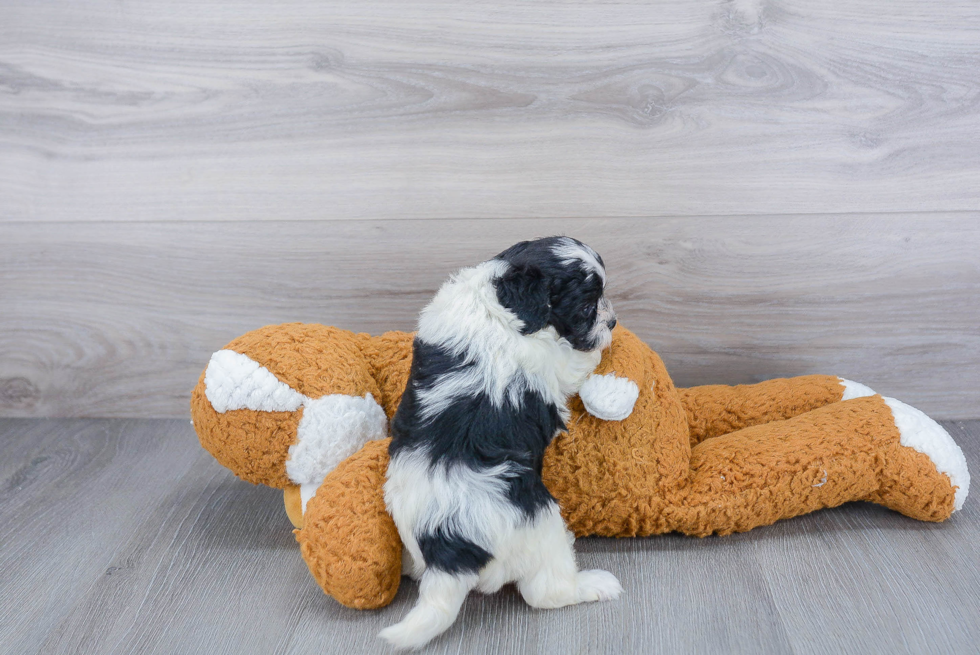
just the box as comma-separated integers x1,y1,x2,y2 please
579,373,639,421
838,377,877,400
883,397,970,511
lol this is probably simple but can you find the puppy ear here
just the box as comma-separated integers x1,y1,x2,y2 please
495,263,551,334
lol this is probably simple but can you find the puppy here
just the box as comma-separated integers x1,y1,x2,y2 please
379,236,622,649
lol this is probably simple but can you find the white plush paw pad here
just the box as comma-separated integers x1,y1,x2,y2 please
576,569,624,603
838,378,877,400
883,397,971,511
205,349,305,413
579,373,640,421
287,394,388,485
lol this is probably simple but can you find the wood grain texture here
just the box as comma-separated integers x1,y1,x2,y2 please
0,417,977,654
0,419,202,653
2,215,978,419
2,0,979,222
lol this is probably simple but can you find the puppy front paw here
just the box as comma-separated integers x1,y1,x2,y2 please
575,569,624,603
579,373,639,421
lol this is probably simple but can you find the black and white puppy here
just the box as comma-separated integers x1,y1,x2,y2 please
379,236,622,649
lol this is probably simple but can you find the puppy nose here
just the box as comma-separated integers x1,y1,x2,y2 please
607,317,617,330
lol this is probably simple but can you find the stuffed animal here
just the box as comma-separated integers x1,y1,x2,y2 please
191,322,969,610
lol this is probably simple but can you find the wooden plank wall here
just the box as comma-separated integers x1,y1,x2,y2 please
2,1,979,419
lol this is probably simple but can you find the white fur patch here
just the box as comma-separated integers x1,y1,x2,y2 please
552,237,607,285
203,349,388,512
883,397,971,511
378,570,478,650
486,502,622,608
839,378,877,400
204,349,305,413
579,373,639,421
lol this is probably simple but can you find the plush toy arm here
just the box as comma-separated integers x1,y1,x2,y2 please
677,375,858,446
579,373,640,421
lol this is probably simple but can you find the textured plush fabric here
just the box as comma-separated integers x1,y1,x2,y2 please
678,375,847,447
229,323,382,399
544,325,690,538
193,323,386,488
674,395,954,535
192,375,302,488
355,330,415,420
296,439,402,609
191,323,962,610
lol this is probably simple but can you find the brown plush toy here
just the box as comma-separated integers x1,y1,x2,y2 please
191,322,970,610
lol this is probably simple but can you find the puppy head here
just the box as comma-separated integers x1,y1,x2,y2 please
493,236,616,352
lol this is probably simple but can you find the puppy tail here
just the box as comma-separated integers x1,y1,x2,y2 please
378,570,477,650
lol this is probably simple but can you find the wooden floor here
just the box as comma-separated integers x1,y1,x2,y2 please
1,418,977,655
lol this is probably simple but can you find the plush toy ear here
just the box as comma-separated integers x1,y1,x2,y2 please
495,263,551,334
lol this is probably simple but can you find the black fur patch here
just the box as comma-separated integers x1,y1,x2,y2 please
494,263,550,335
416,527,493,575
493,236,606,351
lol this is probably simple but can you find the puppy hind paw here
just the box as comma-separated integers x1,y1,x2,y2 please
575,569,623,603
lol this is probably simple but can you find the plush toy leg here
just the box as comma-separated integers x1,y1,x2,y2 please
867,397,969,516
296,439,403,610
677,375,856,446
666,395,968,537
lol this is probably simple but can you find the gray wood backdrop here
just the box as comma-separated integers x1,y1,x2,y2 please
2,0,979,419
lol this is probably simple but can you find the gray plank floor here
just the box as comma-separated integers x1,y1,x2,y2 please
0,418,977,654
